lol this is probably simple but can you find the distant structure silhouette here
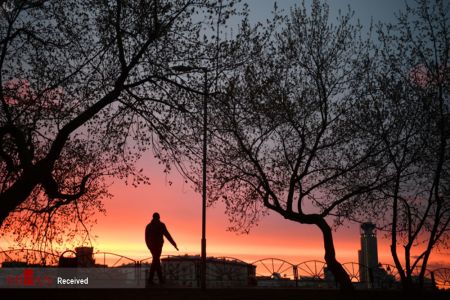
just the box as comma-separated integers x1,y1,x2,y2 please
145,212,178,285
358,222,379,284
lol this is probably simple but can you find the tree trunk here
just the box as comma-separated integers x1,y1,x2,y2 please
0,167,40,226
390,175,409,289
317,218,354,292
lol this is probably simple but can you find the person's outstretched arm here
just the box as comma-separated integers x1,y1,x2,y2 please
163,225,179,251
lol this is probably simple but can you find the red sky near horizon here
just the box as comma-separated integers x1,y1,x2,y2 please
0,144,448,269
64,154,449,268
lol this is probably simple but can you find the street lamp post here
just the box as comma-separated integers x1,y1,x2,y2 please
171,65,208,290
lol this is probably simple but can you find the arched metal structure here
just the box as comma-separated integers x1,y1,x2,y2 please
433,268,450,289
140,254,179,265
207,257,253,284
0,249,138,267
342,262,367,282
251,258,296,280
296,260,327,281
0,248,60,266
92,252,138,267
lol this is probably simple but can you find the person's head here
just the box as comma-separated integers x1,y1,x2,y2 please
152,212,160,221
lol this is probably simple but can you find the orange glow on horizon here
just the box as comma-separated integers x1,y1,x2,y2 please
1,156,449,269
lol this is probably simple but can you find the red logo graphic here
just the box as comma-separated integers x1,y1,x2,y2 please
23,269,34,286
5,269,53,287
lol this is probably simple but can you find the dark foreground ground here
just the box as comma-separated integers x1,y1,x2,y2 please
2,288,449,300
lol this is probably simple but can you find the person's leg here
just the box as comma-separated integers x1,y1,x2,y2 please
149,247,158,285
153,246,164,284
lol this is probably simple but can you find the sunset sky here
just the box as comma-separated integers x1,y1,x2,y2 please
1,0,449,269
90,0,448,268
90,153,449,268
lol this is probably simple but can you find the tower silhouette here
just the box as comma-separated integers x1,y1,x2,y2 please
358,222,378,284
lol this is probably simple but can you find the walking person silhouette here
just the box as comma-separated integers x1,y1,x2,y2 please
145,212,178,286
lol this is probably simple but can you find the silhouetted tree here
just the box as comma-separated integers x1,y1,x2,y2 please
195,0,387,291
0,0,238,250
352,0,449,290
